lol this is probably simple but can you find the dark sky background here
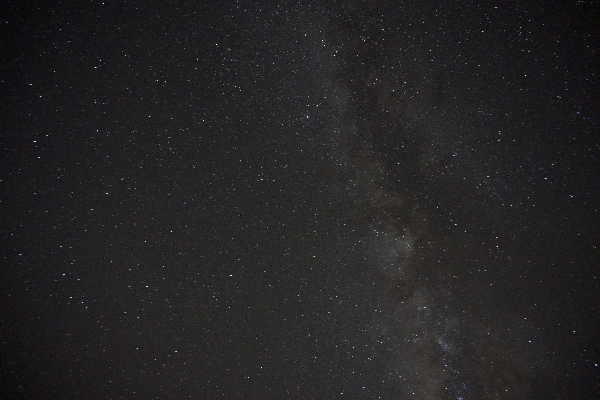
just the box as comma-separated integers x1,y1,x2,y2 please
1,2,599,399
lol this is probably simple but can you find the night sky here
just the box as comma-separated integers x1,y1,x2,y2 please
1,2,599,399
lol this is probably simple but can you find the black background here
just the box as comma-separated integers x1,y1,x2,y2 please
1,2,599,398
